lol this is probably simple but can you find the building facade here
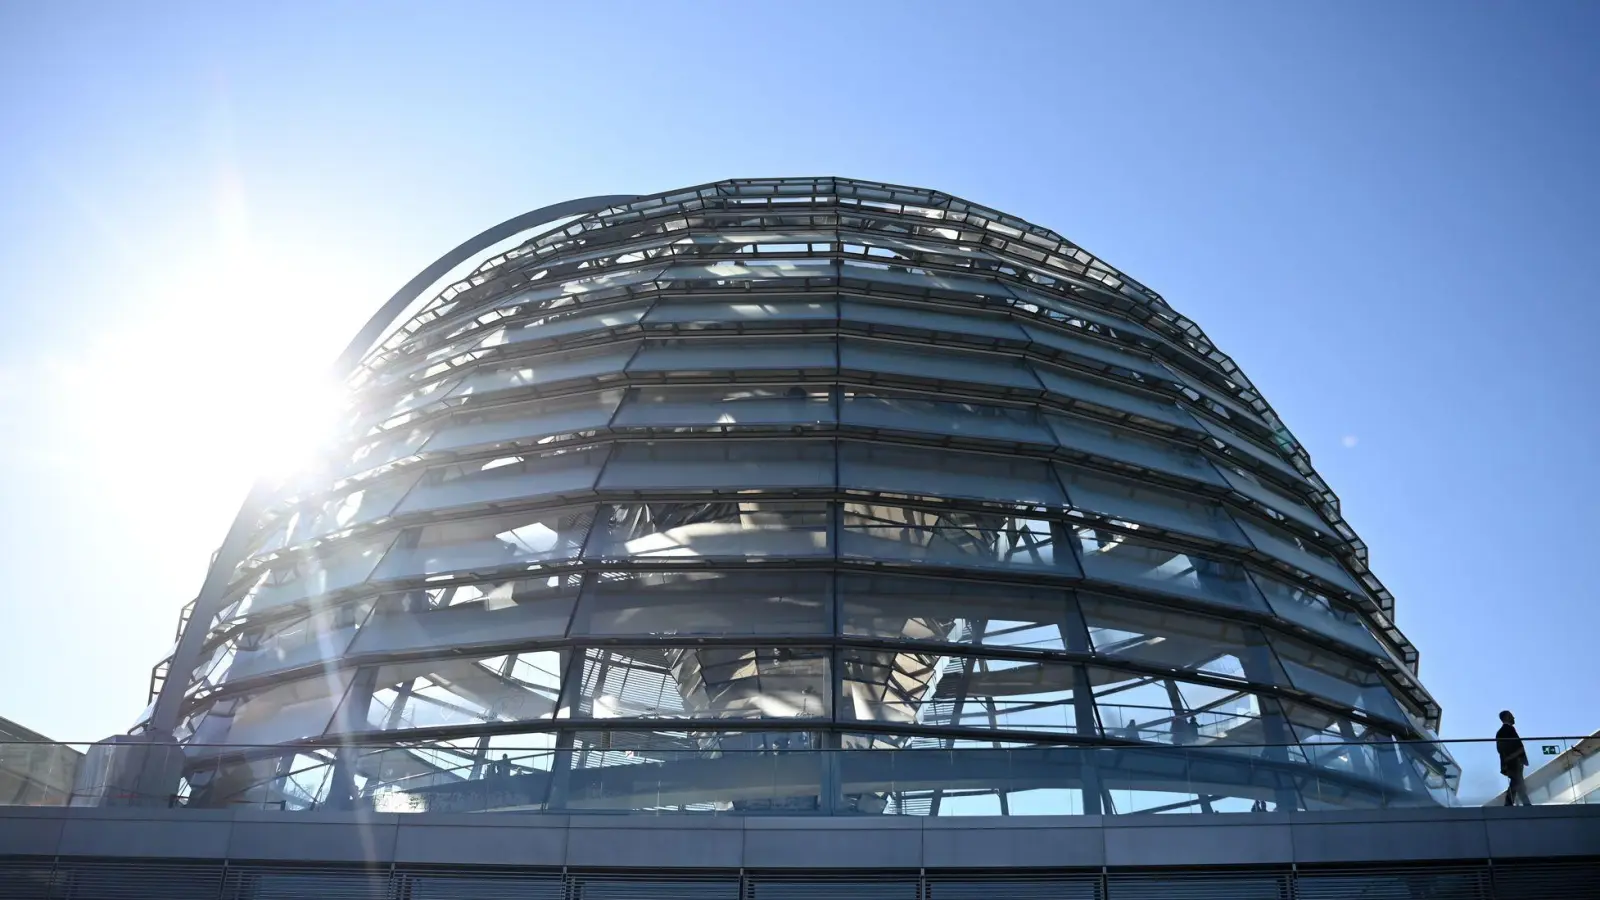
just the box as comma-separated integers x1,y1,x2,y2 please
137,178,1452,816
0,717,81,807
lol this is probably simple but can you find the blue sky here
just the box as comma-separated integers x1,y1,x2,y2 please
0,1,1595,743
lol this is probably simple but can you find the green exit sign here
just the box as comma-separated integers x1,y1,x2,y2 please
1542,745,1559,755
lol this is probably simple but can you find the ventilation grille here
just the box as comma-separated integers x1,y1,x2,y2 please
0,858,1596,900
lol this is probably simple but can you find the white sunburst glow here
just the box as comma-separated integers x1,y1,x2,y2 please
48,236,379,518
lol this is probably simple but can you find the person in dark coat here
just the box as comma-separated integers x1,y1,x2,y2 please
1496,710,1532,806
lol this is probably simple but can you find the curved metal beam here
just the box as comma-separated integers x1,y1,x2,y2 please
149,193,640,735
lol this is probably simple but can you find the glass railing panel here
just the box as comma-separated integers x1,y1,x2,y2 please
8,736,1592,814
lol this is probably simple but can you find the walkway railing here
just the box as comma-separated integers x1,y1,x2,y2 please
2,734,1593,815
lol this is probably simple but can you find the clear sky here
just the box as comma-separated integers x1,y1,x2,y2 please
0,1,1595,744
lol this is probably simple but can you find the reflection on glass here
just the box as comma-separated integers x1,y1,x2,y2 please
841,390,1057,446
1087,667,1275,755
840,442,1064,507
349,576,581,657
573,570,831,637
839,573,1075,652
374,507,595,580
599,440,835,491
1270,637,1409,726
842,503,1080,574
181,670,353,748
338,650,566,733
395,446,607,516
1047,413,1225,485
230,532,399,618
1060,466,1245,544
1073,527,1267,611
589,502,831,559
422,391,624,456
1078,592,1282,684
1237,516,1365,596
840,338,1042,391
1251,571,1383,656
567,646,830,721
842,650,1089,735
612,384,834,429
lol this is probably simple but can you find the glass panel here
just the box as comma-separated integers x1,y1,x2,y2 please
840,298,1029,343
841,391,1056,446
842,503,1081,575
1279,700,1392,780
572,570,832,636
486,264,668,314
839,442,1065,507
1047,413,1226,486
567,729,823,813
358,732,560,814
1216,464,1330,535
480,303,647,348
363,375,464,426
393,446,607,516
644,295,837,326
839,573,1078,652
1170,368,1272,433
1194,415,1303,482
1020,323,1173,380
347,575,581,656
422,390,624,455
589,501,831,560
628,337,836,373
839,259,1020,301
1078,593,1285,685
336,649,566,732
201,598,375,687
288,470,424,544
1088,667,1276,752
1059,465,1245,544
373,506,595,580
658,259,836,289
1270,637,1410,725
1236,517,1365,596
231,532,399,617
840,339,1043,391
841,649,1090,735
182,670,352,747
612,384,834,429
1073,527,1268,612
447,343,637,401
1008,282,1158,340
598,440,835,491
1250,571,1384,656
567,646,830,721
1034,365,1198,430
344,424,432,477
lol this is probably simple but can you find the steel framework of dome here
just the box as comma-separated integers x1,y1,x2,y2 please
140,177,1455,815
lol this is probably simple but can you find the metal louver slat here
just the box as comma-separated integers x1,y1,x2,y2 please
0,860,64,900
1295,863,1491,899
1489,860,1600,900
572,874,740,900
927,874,1102,900
401,868,565,900
746,875,920,900
220,865,395,900
1104,869,1291,900
61,861,225,900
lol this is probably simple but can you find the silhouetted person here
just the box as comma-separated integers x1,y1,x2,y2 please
1496,710,1532,806
1173,715,1198,746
